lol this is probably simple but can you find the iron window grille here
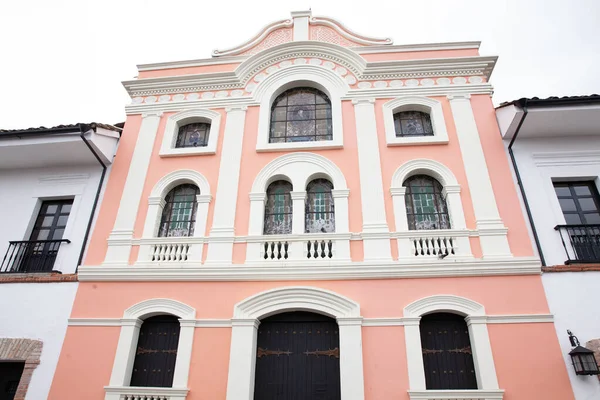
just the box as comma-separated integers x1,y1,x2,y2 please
158,184,199,237
393,111,434,137
264,181,293,234
269,87,333,143
305,179,335,233
175,122,210,148
404,175,450,230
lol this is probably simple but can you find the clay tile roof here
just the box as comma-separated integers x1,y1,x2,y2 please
0,122,124,135
498,94,600,108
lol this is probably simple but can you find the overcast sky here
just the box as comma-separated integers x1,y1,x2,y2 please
1,0,598,129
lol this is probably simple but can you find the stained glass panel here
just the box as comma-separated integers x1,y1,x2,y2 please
158,184,199,237
394,111,434,137
404,175,450,230
305,179,335,233
176,123,210,148
264,181,293,234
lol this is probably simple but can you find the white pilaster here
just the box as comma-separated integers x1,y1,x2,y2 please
291,11,310,41
172,320,196,388
465,316,500,390
104,112,162,265
291,191,306,234
138,197,165,261
332,189,351,260
352,98,392,261
108,319,142,386
225,319,260,400
206,106,248,265
403,317,427,390
447,94,511,258
337,318,366,400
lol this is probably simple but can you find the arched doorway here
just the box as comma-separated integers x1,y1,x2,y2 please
254,311,341,400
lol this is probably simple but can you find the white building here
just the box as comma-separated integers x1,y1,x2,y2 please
497,95,600,399
0,123,121,400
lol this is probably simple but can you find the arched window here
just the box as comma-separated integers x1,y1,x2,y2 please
264,181,293,234
305,179,335,233
420,313,477,390
394,111,433,137
404,175,450,230
175,122,211,148
158,184,200,237
130,315,180,388
270,87,332,143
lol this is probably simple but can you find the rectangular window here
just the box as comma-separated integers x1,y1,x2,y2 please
553,181,600,225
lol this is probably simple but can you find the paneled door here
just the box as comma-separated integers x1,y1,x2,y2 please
254,312,341,400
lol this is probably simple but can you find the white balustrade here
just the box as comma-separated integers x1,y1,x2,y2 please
248,234,350,263
104,386,188,400
396,229,473,260
411,236,456,257
136,237,204,265
151,243,191,262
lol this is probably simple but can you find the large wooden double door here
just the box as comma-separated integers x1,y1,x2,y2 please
254,312,341,400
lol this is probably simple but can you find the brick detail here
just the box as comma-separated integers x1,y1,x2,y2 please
0,272,77,283
542,265,600,272
0,338,43,400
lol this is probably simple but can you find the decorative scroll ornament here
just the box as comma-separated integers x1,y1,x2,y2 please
304,348,340,358
257,347,292,358
448,346,472,354
137,347,178,355
422,348,444,355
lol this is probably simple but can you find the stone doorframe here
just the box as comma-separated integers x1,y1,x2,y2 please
0,338,43,400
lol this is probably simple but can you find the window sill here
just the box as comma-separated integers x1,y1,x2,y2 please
159,147,216,157
256,140,343,152
104,386,189,400
408,389,504,400
387,136,449,146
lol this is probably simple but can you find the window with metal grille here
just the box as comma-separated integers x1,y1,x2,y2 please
270,87,332,143
394,111,433,137
404,175,450,230
175,122,210,148
264,181,293,234
130,315,180,388
305,179,335,233
158,184,199,237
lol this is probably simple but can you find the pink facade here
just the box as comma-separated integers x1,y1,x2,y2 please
50,11,573,400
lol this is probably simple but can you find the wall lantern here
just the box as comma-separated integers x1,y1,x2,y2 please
567,330,600,376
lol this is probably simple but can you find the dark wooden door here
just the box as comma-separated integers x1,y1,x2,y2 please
130,315,180,387
0,362,24,400
254,312,341,400
420,313,477,390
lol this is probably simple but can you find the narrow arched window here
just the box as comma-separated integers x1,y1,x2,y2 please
159,184,199,237
420,313,477,390
404,175,450,230
264,181,293,234
394,111,433,137
305,179,335,233
270,87,332,143
130,315,180,388
176,122,211,148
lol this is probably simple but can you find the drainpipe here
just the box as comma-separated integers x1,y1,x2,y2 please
507,100,546,266
77,125,107,270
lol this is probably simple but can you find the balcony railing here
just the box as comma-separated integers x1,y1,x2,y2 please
0,239,70,273
555,224,600,264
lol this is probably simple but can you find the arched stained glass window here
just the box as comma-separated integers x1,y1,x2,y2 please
404,175,450,230
394,111,433,137
176,122,210,148
158,184,200,237
270,87,332,143
305,179,335,233
263,181,293,234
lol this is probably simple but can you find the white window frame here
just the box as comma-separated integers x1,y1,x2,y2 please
104,298,196,400
403,295,503,400
159,109,222,157
383,96,449,146
225,286,365,400
253,65,348,152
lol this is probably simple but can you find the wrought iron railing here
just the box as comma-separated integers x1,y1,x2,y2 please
0,239,70,273
555,224,600,264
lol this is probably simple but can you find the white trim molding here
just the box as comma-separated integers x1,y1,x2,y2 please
137,170,212,263
403,295,500,394
226,286,365,400
105,299,196,400
105,386,189,400
383,96,449,146
159,108,222,156
391,159,471,259
408,389,504,400
254,65,348,152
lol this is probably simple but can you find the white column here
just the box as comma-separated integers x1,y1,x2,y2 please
172,320,195,388
138,197,165,262
289,191,306,260
403,317,427,390
391,187,413,259
108,319,142,386
337,318,365,400
188,194,212,262
104,112,163,265
352,98,392,261
447,94,511,258
206,106,248,265
332,189,351,261
444,185,472,258
465,316,500,390
246,193,267,263
226,319,260,400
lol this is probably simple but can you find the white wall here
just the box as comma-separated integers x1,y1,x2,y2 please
0,165,104,274
0,282,78,400
512,135,600,399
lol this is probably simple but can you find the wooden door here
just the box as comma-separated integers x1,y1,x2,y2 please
254,312,341,400
130,315,180,387
420,313,477,390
